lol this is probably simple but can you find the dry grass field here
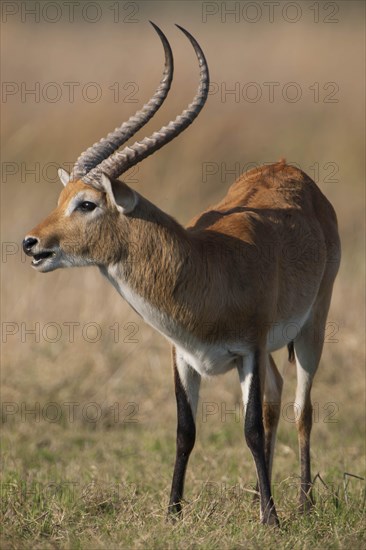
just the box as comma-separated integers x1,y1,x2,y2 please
1,1,365,548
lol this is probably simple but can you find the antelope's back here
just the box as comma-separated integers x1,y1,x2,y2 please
190,160,339,262
187,161,340,322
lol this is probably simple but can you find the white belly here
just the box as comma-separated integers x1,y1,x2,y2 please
175,341,238,377
103,266,310,377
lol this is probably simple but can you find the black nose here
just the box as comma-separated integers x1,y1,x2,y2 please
23,237,38,255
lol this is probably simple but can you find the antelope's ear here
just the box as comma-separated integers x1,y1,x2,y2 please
100,173,137,214
58,168,71,187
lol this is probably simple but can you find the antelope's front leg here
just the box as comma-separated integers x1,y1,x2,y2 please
238,350,279,526
168,348,201,517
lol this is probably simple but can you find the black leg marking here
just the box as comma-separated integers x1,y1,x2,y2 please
253,355,283,502
245,351,279,526
288,341,295,363
298,398,314,511
168,360,196,517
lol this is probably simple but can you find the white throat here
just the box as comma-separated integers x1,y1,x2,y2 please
99,264,237,378
101,264,176,337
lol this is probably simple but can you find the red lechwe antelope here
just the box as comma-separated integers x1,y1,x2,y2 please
23,23,341,526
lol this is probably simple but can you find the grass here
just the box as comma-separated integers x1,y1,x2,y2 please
1,414,365,548
1,2,365,548
1,334,365,548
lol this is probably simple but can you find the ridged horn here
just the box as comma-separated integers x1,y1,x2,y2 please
83,24,209,184
71,22,173,180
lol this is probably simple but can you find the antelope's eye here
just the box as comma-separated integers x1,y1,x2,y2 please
77,201,97,212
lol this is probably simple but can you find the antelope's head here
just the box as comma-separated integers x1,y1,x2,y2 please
23,171,139,272
23,23,209,273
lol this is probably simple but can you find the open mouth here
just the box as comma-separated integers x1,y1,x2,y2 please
32,251,55,266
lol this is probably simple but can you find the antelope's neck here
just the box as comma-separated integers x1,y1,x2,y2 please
100,206,199,340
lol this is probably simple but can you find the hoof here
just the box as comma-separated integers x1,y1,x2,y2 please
261,512,280,527
167,503,182,522
298,488,314,513
298,497,314,514
261,504,280,527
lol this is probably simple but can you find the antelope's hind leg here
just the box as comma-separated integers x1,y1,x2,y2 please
294,285,336,511
168,347,201,518
263,355,283,484
238,350,279,526
254,354,283,501
293,330,319,511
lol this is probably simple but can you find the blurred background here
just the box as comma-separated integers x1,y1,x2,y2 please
1,0,365,529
